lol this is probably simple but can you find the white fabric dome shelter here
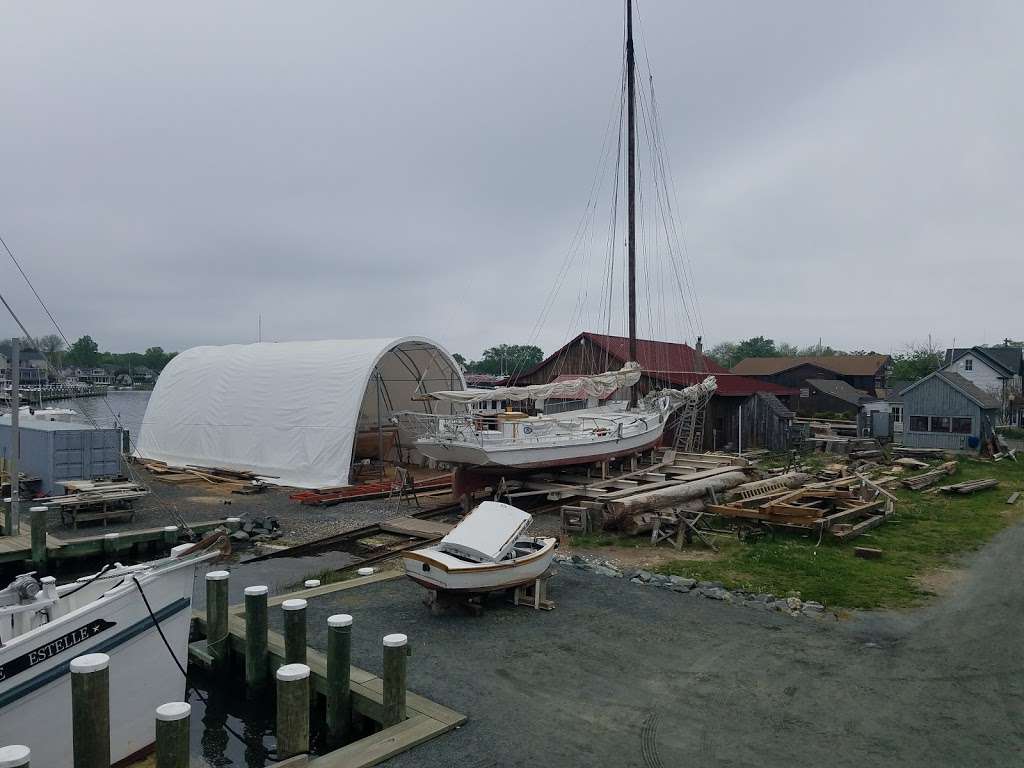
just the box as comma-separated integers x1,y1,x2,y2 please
135,337,465,489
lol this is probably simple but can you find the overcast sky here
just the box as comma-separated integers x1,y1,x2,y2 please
1,1,1020,361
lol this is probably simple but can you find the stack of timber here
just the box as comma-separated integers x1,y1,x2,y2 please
708,474,895,541
891,446,948,459
805,435,881,458
539,451,749,535
938,478,999,495
290,473,453,506
141,460,268,491
901,461,958,491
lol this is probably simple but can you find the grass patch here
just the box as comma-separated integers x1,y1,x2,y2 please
578,458,1023,609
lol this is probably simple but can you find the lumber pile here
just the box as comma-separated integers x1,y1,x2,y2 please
708,474,895,541
289,473,453,506
938,478,999,495
901,461,958,491
142,460,267,490
891,446,947,459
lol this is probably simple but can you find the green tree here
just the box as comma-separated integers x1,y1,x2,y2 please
891,344,944,382
451,352,468,370
67,335,100,367
733,336,779,361
706,341,738,368
38,334,65,368
468,344,543,375
796,343,847,357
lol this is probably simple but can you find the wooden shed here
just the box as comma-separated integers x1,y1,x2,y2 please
898,371,1001,450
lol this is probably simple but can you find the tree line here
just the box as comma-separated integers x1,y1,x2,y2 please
7,334,177,374
452,344,543,376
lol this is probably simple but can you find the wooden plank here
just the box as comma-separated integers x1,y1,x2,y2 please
307,715,444,768
854,547,883,559
831,514,885,540
1007,492,1020,504
598,466,738,500
379,517,454,538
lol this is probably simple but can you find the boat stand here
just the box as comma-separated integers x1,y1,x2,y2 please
423,589,486,617
511,570,555,611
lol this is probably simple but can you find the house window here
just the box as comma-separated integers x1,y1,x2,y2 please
891,406,903,424
952,417,973,434
908,416,929,432
800,388,809,398
930,416,951,433
964,358,973,371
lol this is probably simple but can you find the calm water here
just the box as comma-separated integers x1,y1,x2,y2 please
46,389,151,443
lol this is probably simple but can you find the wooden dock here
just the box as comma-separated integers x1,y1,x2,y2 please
190,572,466,768
0,514,236,565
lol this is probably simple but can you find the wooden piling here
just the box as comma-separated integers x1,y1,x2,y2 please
102,532,119,555
382,633,408,727
326,614,353,746
303,579,321,589
0,745,31,768
162,525,179,548
71,653,110,768
205,570,230,667
282,598,307,665
276,663,311,759
244,585,269,690
29,506,47,567
155,702,190,768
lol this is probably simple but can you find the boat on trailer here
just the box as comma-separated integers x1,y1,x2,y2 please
403,501,557,593
0,537,225,767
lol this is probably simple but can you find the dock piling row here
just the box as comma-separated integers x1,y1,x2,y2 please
29,506,47,567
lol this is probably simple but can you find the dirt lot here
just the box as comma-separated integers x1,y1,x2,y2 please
264,519,1024,768
46,464,432,544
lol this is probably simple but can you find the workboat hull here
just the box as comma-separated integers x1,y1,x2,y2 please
415,416,665,470
403,536,558,593
0,555,209,767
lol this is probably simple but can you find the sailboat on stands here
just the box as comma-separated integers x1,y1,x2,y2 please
398,0,715,472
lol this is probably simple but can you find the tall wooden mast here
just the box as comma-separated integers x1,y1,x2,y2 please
626,0,638,408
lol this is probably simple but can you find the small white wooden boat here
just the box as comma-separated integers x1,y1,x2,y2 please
0,538,224,767
403,501,557,593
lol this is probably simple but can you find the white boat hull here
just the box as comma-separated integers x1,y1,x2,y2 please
403,537,558,593
415,410,666,470
0,558,204,767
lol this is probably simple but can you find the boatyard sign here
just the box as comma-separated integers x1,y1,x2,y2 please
0,619,115,681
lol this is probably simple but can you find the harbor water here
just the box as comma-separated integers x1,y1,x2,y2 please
45,389,151,443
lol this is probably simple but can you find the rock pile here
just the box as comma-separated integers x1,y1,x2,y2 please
554,553,833,620
230,515,282,544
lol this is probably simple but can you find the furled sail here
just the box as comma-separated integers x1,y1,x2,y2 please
643,375,718,408
425,362,642,404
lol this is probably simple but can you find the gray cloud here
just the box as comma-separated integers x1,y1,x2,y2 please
1,1,1020,360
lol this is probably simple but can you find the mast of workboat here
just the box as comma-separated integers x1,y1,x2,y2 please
626,0,638,408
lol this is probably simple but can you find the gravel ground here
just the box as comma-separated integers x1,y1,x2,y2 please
46,465,431,544
265,520,1024,768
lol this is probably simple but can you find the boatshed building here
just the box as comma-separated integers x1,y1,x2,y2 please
135,337,465,489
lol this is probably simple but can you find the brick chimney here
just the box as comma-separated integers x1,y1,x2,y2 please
694,336,704,374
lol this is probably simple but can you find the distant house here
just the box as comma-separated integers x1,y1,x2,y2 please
0,343,48,385
898,371,1000,450
731,354,891,397
942,345,1023,425
802,378,870,418
513,331,797,451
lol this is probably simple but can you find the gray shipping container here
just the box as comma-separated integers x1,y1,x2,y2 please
0,416,124,494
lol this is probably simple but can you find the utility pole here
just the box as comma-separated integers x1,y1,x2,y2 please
7,337,20,535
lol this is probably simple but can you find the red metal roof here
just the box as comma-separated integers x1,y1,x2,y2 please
522,332,796,398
